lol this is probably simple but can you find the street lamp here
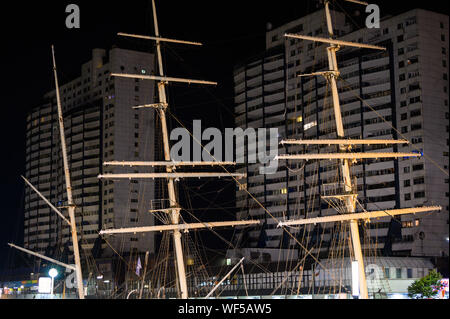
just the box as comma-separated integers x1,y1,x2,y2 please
49,268,58,298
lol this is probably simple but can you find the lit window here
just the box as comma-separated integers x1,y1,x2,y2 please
304,121,317,131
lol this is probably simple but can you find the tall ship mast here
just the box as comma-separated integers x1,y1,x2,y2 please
5,1,446,300
9,46,85,300
97,0,259,299
275,0,441,299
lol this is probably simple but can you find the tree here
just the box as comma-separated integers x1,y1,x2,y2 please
408,270,444,299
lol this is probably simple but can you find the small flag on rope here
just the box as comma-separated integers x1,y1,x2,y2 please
136,257,142,276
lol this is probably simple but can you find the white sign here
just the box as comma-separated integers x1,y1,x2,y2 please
38,277,52,294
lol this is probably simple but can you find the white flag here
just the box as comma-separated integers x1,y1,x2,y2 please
136,257,142,276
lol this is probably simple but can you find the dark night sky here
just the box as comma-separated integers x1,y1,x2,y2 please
0,0,448,274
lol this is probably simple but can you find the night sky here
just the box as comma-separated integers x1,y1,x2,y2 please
0,0,448,275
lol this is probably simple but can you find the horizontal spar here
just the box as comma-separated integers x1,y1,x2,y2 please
148,208,181,214
21,176,71,226
8,243,76,271
118,32,203,46
284,33,386,51
133,103,168,110
98,173,246,179
278,206,442,227
103,161,237,167
111,73,217,86
280,139,410,146
298,71,340,78
344,0,369,6
276,152,421,161
99,220,261,235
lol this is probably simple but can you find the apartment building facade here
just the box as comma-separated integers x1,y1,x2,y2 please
24,47,157,264
230,9,449,263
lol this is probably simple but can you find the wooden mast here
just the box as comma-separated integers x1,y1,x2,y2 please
280,0,441,299
10,47,86,299
98,0,259,299
51,45,85,300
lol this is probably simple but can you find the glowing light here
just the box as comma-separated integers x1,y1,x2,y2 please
49,268,58,279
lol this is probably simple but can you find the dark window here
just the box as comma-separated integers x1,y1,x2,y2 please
410,110,421,117
410,96,421,104
414,191,425,199
407,268,413,278
407,57,418,65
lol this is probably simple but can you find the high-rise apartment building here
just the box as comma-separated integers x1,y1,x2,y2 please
24,47,157,264
230,9,449,262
